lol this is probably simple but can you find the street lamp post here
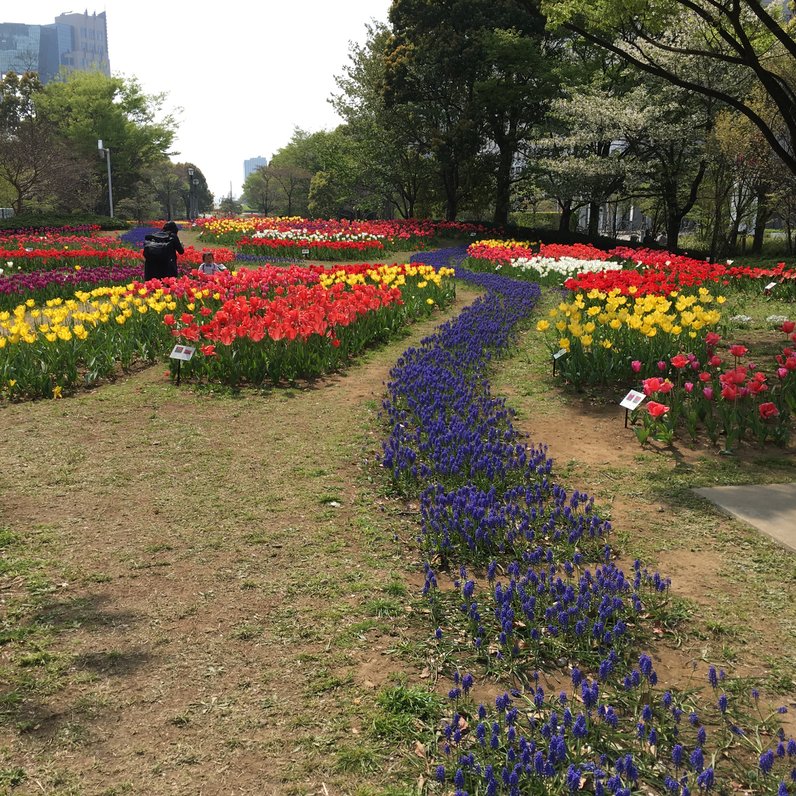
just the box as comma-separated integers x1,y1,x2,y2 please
97,139,114,218
187,167,198,221
187,167,194,221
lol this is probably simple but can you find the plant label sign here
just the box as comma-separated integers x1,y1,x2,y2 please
764,281,777,292
301,248,310,256
553,348,567,360
620,389,646,410
169,344,196,361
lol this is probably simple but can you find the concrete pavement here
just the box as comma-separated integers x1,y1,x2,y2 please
694,482,796,554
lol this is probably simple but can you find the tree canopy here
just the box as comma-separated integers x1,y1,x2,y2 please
542,0,796,175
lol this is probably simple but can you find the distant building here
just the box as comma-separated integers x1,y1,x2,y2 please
244,157,268,180
0,10,109,83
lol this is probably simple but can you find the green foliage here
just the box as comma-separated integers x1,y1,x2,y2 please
0,70,42,133
34,72,177,211
384,0,554,221
541,0,796,177
332,22,440,219
372,685,444,742
0,212,127,232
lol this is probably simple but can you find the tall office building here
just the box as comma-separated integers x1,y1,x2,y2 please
0,10,109,83
244,157,268,180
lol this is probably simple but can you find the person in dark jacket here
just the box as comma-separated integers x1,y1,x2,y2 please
143,221,185,281
160,220,184,278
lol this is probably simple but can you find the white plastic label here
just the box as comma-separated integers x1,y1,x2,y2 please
620,389,646,410
169,344,196,361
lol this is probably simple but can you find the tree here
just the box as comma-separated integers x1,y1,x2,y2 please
115,182,162,224
271,164,313,216
384,0,556,222
384,0,490,220
218,195,242,216
704,106,776,255
242,165,277,214
174,162,213,218
270,128,360,217
0,118,96,215
332,22,439,218
543,0,796,177
617,82,715,250
35,71,177,213
530,89,629,235
0,71,41,134
148,162,184,221
474,25,558,224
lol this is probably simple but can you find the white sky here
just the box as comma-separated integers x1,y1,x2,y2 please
9,2,393,199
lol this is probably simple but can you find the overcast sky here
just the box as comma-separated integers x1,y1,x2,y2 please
10,2,393,199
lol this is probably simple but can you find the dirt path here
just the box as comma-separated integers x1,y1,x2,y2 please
0,287,479,795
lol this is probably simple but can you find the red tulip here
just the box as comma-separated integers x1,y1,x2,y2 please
759,402,780,420
670,354,689,369
647,401,669,418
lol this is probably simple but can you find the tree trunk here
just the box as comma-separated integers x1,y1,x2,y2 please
666,213,680,251
751,185,769,255
728,215,741,253
440,161,459,221
708,197,723,263
588,201,600,238
559,200,572,233
493,148,512,226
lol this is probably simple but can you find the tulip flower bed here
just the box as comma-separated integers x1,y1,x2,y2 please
536,287,726,387
381,246,795,795
570,247,796,298
165,263,454,386
0,262,454,400
196,216,488,255
0,253,233,310
468,240,796,297
0,222,102,238
237,234,386,261
0,286,177,400
629,331,796,448
466,240,619,286
0,233,235,309
1,237,140,274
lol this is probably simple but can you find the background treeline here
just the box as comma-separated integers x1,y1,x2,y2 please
2,0,794,257
0,70,213,223
242,0,796,256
